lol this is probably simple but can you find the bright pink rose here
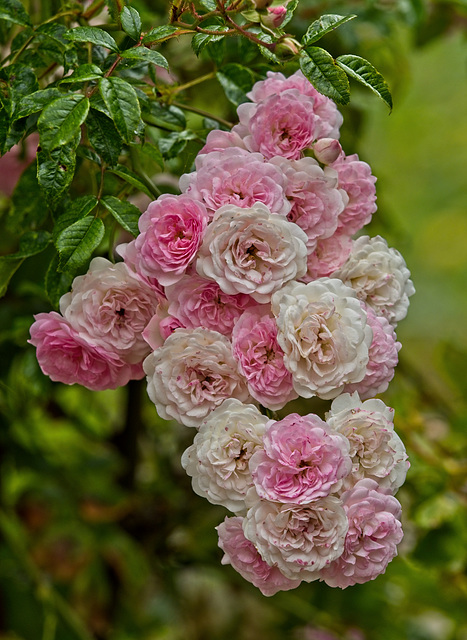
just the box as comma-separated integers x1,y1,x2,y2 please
217,516,301,596
29,312,141,391
344,306,401,399
331,153,377,235
179,148,291,219
302,232,353,282
134,194,209,286
233,90,317,160
231,308,297,410
198,128,247,156
319,479,403,588
249,413,352,504
165,274,253,337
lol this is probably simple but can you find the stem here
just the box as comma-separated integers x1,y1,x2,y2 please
224,14,276,50
171,100,233,128
82,0,106,20
169,71,216,96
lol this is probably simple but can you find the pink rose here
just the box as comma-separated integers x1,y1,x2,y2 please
198,128,247,156
249,413,352,504
133,194,209,286
231,307,297,410
217,516,301,596
331,153,377,235
116,241,165,298
312,138,343,165
319,479,403,588
29,312,141,391
142,300,185,351
301,232,353,282
262,5,287,28
179,148,291,219
165,274,253,337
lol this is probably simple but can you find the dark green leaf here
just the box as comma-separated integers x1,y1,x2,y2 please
37,141,77,204
76,145,101,165
0,258,24,298
99,77,141,144
302,13,357,46
65,26,119,53
53,196,99,241
138,142,164,170
45,253,74,308
248,27,282,65
142,25,179,45
120,6,141,41
0,0,31,27
107,165,153,198
192,25,229,56
60,64,103,84
216,63,255,106
143,101,185,131
38,94,89,151
8,164,48,234
158,130,198,159
101,196,140,237
0,64,38,116
56,216,105,273
281,0,299,28
86,109,122,167
2,230,51,260
336,54,393,109
120,47,168,70
300,47,350,105
14,88,62,121
89,93,111,118
36,22,68,47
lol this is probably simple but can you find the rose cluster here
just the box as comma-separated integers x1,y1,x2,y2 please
29,70,414,594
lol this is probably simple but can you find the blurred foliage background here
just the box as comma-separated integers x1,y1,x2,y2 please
1,0,467,638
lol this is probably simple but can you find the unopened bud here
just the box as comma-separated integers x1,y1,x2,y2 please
274,37,300,58
313,138,343,165
251,0,273,8
261,5,287,28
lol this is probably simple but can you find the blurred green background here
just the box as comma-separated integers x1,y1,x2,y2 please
1,1,467,639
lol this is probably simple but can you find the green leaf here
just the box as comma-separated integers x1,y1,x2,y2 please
336,54,393,109
38,94,89,151
37,141,77,204
45,253,74,308
99,77,141,144
300,47,350,105
86,109,122,167
120,46,168,70
101,196,141,237
0,64,38,116
138,142,164,170
143,101,185,131
107,164,153,198
56,216,105,273
65,26,119,53
199,0,216,9
302,13,357,46
192,25,229,56
142,25,179,45
0,0,31,27
89,93,111,118
216,63,255,106
120,6,141,41
158,129,198,160
8,164,48,234
2,231,51,260
248,27,281,65
0,258,24,298
53,196,99,241
281,0,299,27
13,88,62,121
60,64,103,84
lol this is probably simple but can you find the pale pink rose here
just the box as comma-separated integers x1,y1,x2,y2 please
181,399,269,513
332,235,415,325
271,278,372,400
233,90,317,160
270,156,346,251
217,516,301,596
143,328,250,427
179,148,291,219
231,307,297,410
165,274,253,337
60,257,160,364
196,203,308,303
142,300,185,351
326,393,409,493
331,153,377,235
116,241,165,298
319,479,403,588
29,312,141,391
301,232,353,282
247,71,343,139
198,128,247,156
243,496,348,581
344,306,401,399
312,138,342,165
249,413,351,504
133,194,209,286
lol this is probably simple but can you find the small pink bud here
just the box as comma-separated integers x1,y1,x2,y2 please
313,138,343,165
261,5,287,28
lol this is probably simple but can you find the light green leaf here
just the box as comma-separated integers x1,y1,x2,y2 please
60,64,103,84
300,47,350,105
199,0,216,9
99,77,141,144
336,54,393,109
86,109,122,166
216,63,255,106
65,26,119,53
120,47,168,70
2,231,51,260
13,88,62,121
56,216,105,273
108,165,153,198
37,141,77,203
38,94,89,151
0,0,31,27
53,196,99,241
101,196,141,237
302,13,356,46
142,25,179,45
45,253,74,308
120,6,141,41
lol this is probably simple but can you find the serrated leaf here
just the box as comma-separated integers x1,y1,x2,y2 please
86,109,122,166
302,13,356,46
120,47,168,70
60,64,103,84
45,253,74,308
0,258,24,297
143,101,185,131
336,54,393,109
216,63,255,106
8,164,48,234
2,230,51,260
38,94,89,151
99,77,141,144
53,196,99,241
56,216,105,273
192,25,229,56
0,0,31,27
300,47,350,105
120,6,141,41
101,196,140,237
142,25,179,45
65,26,119,53
107,165,153,198
37,141,77,203
14,88,62,121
